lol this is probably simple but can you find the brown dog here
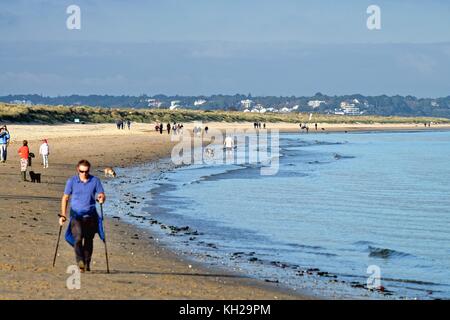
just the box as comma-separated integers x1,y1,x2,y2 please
104,167,117,178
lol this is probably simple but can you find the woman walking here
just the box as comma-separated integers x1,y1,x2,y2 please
18,140,30,181
39,139,50,168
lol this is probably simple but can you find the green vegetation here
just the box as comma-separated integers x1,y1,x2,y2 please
3,93,450,118
1,103,449,125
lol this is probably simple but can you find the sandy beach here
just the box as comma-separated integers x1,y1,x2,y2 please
1,121,448,300
0,122,306,300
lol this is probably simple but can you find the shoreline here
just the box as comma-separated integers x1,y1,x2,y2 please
1,122,448,299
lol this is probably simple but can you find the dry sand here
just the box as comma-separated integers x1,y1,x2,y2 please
0,121,447,300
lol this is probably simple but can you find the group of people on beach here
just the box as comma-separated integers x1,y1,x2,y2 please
253,122,266,129
2,123,106,272
1,125,50,181
299,123,319,133
154,122,184,135
116,119,131,130
18,139,50,181
193,125,209,136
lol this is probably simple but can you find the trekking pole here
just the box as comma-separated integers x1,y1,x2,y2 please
99,203,110,273
52,225,63,267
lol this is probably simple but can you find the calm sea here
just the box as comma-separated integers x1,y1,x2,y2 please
104,130,450,299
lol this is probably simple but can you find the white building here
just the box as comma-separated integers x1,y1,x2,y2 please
340,103,360,115
431,101,439,107
194,99,207,106
147,99,162,108
307,100,325,108
251,103,267,113
241,99,253,110
11,100,32,106
170,100,181,110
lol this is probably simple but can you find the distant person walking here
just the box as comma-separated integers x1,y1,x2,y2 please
18,140,30,181
116,119,122,130
159,123,163,134
39,139,50,168
167,123,171,134
0,125,10,163
127,120,131,130
315,123,318,131
59,159,106,273
224,135,234,153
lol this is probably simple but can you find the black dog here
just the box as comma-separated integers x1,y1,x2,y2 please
29,171,41,183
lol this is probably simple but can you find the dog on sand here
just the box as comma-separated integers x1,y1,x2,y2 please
104,167,117,178
29,171,41,183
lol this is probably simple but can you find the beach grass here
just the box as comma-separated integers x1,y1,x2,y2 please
1,102,449,124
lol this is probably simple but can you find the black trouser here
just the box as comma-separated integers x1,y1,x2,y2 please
70,215,98,266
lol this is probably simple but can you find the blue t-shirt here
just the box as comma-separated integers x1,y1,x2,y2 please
0,131,10,144
64,175,104,215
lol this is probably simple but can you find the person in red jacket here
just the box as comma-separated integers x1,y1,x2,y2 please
18,140,29,181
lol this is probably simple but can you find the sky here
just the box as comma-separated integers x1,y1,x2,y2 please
1,0,450,97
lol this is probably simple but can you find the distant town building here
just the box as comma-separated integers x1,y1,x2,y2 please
307,100,325,108
11,100,33,106
337,101,360,115
194,99,207,106
146,99,162,108
170,100,181,110
431,101,439,107
240,99,253,109
250,103,267,113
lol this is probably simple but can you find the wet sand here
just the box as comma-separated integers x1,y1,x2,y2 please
0,121,447,299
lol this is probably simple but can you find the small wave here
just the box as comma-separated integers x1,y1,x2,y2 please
333,153,355,160
286,243,324,250
314,141,348,146
368,246,411,259
353,240,375,246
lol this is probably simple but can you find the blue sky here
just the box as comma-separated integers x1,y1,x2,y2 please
1,0,450,96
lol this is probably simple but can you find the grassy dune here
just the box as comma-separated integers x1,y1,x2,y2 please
1,103,449,124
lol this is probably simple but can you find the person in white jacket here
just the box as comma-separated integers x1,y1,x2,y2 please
39,139,49,168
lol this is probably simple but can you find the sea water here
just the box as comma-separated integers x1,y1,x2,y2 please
104,130,450,299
